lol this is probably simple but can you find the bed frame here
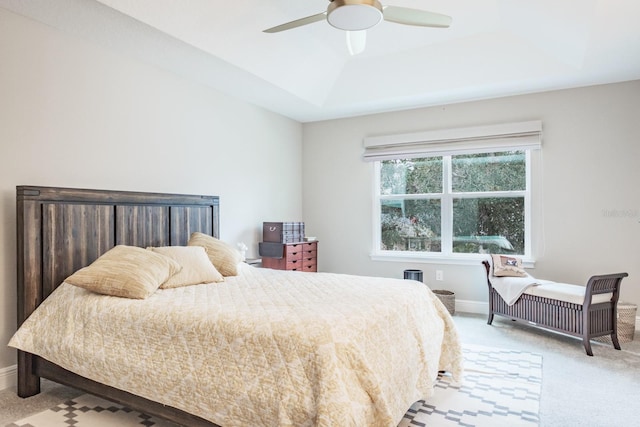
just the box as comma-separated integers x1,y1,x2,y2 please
482,261,628,356
16,186,221,426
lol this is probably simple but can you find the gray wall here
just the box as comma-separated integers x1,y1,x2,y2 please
2,2,639,393
0,8,302,380
302,80,640,313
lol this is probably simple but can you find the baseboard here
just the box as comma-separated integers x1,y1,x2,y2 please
455,299,488,315
0,364,17,391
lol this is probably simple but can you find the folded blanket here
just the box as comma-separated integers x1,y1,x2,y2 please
489,274,545,305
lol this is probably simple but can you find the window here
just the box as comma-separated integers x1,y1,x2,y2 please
364,121,541,262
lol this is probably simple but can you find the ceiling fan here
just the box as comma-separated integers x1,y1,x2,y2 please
263,0,452,33
263,0,452,54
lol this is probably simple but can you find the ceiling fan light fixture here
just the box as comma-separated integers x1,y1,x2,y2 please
346,30,367,55
327,0,383,31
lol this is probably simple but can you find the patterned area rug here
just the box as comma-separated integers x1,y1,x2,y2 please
8,344,541,427
6,393,177,427
400,344,542,427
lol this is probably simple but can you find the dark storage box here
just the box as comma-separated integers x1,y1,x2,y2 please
263,222,305,243
259,242,284,259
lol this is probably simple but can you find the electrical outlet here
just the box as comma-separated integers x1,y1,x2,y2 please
436,270,443,281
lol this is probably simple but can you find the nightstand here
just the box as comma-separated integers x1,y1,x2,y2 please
261,241,317,272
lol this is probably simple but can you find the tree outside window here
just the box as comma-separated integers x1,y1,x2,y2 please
377,151,528,256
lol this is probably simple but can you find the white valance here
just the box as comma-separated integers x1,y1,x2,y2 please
362,120,542,161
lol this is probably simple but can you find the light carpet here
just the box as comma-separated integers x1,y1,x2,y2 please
400,344,542,427
7,344,542,427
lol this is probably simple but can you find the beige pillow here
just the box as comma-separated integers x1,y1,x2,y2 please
491,254,527,277
187,232,241,276
65,245,182,299
148,246,224,288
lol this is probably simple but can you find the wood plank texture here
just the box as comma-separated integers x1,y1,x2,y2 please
116,205,170,247
16,186,220,407
170,206,215,246
42,203,114,299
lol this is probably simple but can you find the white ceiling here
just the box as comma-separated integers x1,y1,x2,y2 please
2,0,640,122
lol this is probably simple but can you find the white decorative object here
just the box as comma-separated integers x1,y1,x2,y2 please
237,242,248,261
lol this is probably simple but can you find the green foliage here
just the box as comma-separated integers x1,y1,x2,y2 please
380,157,442,195
379,151,526,254
452,152,525,192
380,199,441,252
453,198,524,254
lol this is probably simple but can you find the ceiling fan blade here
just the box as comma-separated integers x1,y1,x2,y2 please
263,12,327,33
383,6,452,28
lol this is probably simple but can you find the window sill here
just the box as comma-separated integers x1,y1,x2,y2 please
370,252,535,268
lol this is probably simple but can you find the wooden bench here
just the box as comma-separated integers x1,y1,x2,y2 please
482,261,628,356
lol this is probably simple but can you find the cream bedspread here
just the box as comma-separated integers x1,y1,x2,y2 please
9,264,462,427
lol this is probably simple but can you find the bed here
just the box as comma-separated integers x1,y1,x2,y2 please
10,186,462,427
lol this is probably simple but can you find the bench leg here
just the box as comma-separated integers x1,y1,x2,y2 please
611,333,622,350
487,312,494,325
583,338,594,356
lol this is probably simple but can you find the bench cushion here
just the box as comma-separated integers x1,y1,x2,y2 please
524,282,612,305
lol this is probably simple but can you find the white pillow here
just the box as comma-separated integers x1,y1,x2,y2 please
187,232,242,277
65,245,181,299
148,246,224,288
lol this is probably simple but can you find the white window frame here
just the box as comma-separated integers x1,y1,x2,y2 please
365,121,541,267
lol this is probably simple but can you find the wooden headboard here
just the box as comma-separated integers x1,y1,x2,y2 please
16,186,220,409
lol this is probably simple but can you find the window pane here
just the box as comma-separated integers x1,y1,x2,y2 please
452,197,524,254
380,157,443,195
381,199,441,252
452,151,525,192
